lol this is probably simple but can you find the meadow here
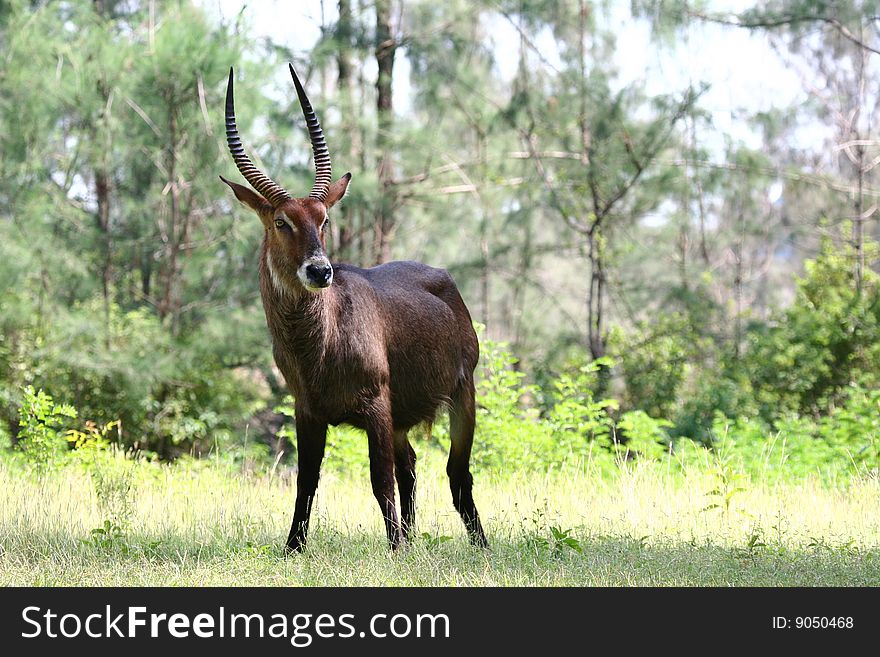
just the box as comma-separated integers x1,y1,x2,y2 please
2,445,878,587
2,0,879,593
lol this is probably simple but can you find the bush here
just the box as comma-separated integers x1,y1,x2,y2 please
465,330,669,473
12,332,877,487
616,410,672,460
610,312,697,419
739,236,880,420
693,379,880,483
545,360,616,454
469,326,554,471
15,385,77,464
5,302,267,458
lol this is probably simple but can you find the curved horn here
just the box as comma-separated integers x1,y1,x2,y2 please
225,67,290,207
289,63,332,202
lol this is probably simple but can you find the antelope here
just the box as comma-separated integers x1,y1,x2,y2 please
220,64,488,551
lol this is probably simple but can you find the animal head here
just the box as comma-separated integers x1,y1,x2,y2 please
220,64,351,293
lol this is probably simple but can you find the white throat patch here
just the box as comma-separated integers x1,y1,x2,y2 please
266,251,287,297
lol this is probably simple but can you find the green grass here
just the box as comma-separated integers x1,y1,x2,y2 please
1,449,878,586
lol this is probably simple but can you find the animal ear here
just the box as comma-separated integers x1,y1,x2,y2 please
324,172,352,210
220,175,273,217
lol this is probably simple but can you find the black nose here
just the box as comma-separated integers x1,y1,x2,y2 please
305,263,333,287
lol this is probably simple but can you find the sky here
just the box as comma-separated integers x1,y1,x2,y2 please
197,0,818,213
198,0,806,150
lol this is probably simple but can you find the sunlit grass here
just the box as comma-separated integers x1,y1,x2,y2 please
0,448,878,586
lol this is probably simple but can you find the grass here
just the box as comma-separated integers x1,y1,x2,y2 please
0,448,878,586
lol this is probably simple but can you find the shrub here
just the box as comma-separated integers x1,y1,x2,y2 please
470,326,554,471
10,302,267,458
696,379,880,483
546,360,616,455
740,236,880,420
15,385,77,464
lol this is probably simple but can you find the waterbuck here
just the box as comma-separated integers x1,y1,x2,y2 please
220,64,488,551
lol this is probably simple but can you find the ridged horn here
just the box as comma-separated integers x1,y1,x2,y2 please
225,67,290,207
289,63,332,202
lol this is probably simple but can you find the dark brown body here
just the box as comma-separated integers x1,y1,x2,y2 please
222,64,486,550
261,251,488,550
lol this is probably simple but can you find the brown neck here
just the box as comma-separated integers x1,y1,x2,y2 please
258,247,340,386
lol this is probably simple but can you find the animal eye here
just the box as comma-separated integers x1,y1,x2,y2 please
274,219,285,229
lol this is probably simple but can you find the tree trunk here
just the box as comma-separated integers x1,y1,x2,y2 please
587,231,611,398
690,115,710,266
478,132,490,329
157,109,190,334
95,168,112,341
139,242,153,301
335,0,357,262
587,232,606,361
578,0,606,368
733,203,745,361
852,26,867,292
373,0,395,264
93,0,113,342
854,142,865,291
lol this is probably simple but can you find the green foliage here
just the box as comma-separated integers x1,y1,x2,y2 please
610,309,713,419
471,326,552,471
420,532,453,548
616,411,672,460
613,327,686,419
739,237,880,420
13,387,141,540
674,372,757,444
527,524,584,557
82,519,130,554
66,420,118,453
0,0,266,458
91,460,135,531
667,236,880,448
275,395,369,473
522,507,583,557
701,450,750,519
469,333,670,473
546,359,616,446
14,309,880,486
9,303,266,458
680,378,880,484
822,384,880,469
0,0,877,492
16,386,77,464
467,328,873,480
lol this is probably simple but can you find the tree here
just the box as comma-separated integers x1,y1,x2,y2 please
642,0,880,286
502,2,698,374
0,0,269,456
373,0,397,264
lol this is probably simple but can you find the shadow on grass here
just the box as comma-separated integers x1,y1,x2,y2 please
3,524,878,586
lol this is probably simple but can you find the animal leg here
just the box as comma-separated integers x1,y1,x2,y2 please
367,398,403,550
286,413,327,552
448,378,489,547
393,429,417,540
